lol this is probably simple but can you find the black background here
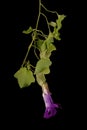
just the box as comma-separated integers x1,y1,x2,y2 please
1,0,78,129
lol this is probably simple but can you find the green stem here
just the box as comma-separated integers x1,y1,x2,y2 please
41,3,59,17
34,48,40,60
33,29,47,38
30,64,36,68
35,0,41,30
32,45,40,51
21,40,34,67
37,33,46,38
41,13,51,33
21,0,41,67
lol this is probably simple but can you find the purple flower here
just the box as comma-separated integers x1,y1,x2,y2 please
42,93,61,119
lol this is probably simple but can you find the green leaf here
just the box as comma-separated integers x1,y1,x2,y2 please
40,41,47,52
34,58,52,74
47,43,56,56
22,26,33,34
46,41,56,52
53,28,61,40
36,73,46,86
36,39,44,51
14,67,35,88
46,33,54,44
40,33,54,53
56,14,66,30
49,21,56,27
40,33,56,58
52,14,66,40
40,42,56,58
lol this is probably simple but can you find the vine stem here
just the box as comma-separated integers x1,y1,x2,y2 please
41,3,59,17
36,0,41,30
41,12,51,33
33,29,47,38
21,0,41,67
21,40,33,67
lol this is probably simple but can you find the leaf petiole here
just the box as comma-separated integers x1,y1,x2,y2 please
21,0,42,67
41,3,59,17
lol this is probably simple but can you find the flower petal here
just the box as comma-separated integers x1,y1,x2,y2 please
42,92,62,119
44,107,57,119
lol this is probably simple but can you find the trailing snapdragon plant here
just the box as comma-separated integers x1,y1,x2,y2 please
14,0,66,119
